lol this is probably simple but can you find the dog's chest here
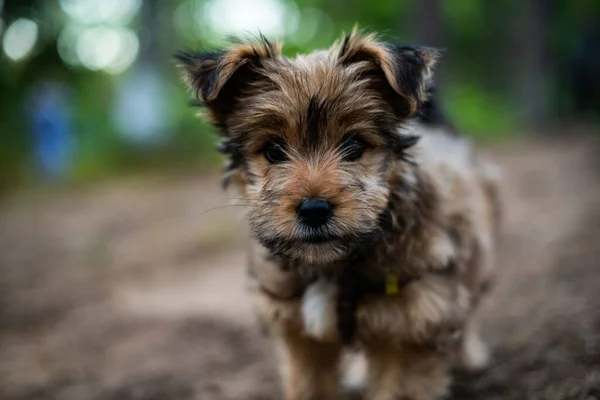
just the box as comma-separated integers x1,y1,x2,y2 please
299,270,416,343
301,278,339,341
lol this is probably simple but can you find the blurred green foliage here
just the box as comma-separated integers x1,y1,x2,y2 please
0,0,598,190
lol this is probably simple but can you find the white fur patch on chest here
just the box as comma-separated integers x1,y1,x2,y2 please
301,278,338,341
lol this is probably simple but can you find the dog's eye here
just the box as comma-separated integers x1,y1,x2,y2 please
340,135,367,162
262,142,288,164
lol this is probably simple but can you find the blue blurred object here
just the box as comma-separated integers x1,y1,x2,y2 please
28,82,74,180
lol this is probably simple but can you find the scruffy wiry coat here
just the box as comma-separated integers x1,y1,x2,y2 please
178,29,501,400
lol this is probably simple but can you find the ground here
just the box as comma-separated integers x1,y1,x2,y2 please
1,135,599,400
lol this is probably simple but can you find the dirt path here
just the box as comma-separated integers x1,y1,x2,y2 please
1,136,599,399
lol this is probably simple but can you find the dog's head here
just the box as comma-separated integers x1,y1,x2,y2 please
178,30,440,264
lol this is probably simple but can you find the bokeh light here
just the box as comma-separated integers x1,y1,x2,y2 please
291,7,334,45
203,0,298,38
57,22,84,67
75,26,139,74
59,0,141,25
57,0,140,75
2,18,39,62
112,67,174,144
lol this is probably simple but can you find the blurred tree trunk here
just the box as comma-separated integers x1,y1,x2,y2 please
139,0,162,65
413,0,444,47
517,0,554,129
411,0,447,89
481,1,512,94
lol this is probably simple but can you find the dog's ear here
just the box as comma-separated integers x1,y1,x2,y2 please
336,29,441,117
176,37,281,130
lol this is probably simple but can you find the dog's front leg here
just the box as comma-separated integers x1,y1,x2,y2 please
252,276,342,399
364,344,450,400
276,332,342,400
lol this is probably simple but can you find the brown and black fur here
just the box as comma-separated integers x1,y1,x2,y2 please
178,28,501,400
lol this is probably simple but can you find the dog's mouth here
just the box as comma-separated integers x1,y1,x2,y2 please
252,216,384,263
299,228,339,244
255,227,382,264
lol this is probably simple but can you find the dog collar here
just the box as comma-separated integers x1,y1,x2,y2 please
385,272,400,295
337,269,417,344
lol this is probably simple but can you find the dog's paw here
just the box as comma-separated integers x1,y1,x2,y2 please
301,279,338,341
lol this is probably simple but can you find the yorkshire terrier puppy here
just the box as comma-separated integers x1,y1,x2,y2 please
178,29,501,400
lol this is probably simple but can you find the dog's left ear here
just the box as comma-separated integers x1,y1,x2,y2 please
337,30,441,117
176,37,281,130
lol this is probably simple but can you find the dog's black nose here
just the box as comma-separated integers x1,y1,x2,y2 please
297,198,333,227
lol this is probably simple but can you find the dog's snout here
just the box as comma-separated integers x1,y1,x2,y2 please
297,198,333,227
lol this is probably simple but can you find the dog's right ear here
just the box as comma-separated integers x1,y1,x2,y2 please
176,37,281,130
336,28,441,118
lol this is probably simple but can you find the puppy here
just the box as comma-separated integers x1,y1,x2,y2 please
178,29,501,400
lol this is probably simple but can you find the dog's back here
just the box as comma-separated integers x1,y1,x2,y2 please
411,96,501,308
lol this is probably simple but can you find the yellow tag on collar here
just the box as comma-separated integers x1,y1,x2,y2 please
385,272,399,295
